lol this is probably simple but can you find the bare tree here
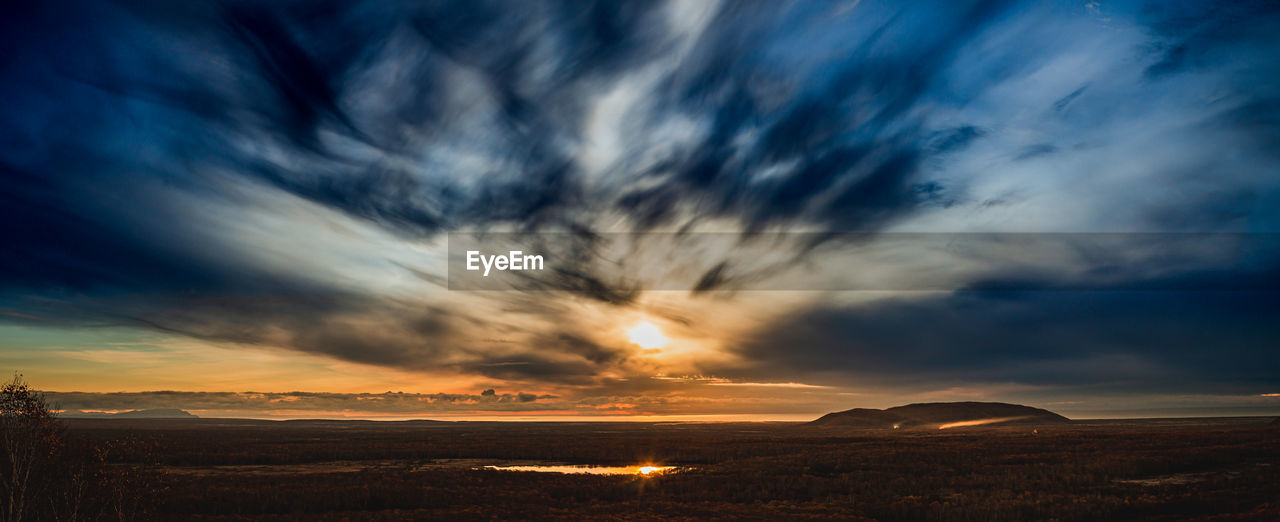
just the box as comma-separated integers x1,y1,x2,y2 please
0,373,61,522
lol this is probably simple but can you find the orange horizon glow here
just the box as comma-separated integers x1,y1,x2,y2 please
56,410,825,422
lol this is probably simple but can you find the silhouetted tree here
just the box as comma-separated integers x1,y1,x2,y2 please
0,373,61,522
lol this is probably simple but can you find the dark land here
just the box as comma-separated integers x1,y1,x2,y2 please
809,401,1070,429
60,415,1280,520
59,408,199,419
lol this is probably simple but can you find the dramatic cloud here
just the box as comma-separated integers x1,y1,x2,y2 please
2,0,1278,411
726,287,1280,392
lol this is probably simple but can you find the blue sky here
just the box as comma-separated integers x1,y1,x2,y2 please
2,0,1279,418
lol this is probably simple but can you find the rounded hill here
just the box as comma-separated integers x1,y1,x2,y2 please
809,401,1069,429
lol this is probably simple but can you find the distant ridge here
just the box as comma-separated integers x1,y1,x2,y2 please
809,401,1069,429
59,408,198,419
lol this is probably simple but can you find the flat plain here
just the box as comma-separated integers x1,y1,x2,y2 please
63,417,1280,520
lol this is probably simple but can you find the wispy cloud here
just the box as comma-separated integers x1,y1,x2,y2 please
2,0,1279,405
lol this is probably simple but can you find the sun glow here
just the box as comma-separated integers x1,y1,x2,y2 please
627,322,669,349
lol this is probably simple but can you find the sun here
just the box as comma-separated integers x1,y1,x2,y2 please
626,322,669,349
637,466,662,475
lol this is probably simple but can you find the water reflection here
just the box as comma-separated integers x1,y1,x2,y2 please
481,464,678,475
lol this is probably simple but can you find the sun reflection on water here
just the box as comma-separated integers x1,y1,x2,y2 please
481,464,677,476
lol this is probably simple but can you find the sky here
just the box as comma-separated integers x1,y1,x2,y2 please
2,0,1279,420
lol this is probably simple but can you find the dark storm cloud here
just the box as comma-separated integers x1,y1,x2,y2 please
2,0,1280,390
727,281,1280,393
723,231,1280,391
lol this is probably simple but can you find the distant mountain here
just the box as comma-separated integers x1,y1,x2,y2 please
810,408,909,427
60,408,198,419
809,402,1068,429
